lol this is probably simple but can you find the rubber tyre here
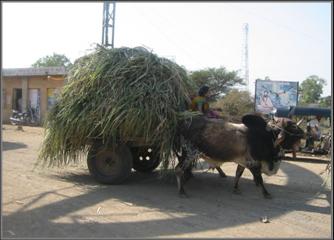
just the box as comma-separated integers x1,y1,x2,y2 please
131,146,161,173
87,143,133,184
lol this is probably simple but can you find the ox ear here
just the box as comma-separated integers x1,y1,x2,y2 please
274,130,285,147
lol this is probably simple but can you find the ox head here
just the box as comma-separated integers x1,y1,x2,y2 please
269,117,305,151
242,114,287,175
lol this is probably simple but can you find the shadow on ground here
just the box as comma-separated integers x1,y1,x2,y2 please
283,156,330,164
3,161,331,238
3,141,28,151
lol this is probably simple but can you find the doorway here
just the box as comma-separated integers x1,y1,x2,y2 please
12,88,23,112
28,89,41,122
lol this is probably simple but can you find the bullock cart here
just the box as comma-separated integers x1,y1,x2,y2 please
38,46,194,184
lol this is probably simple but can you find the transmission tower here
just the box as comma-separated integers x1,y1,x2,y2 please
102,1,116,48
241,23,249,91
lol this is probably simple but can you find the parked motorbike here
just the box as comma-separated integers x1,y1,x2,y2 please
10,107,38,126
300,132,331,155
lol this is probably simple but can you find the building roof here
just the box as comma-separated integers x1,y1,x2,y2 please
2,67,67,77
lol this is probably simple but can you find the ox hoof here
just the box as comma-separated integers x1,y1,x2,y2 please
216,167,227,178
219,173,227,178
233,188,242,195
184,172,194,181
179,192,189,198
179,190,189,198
263,193,272,199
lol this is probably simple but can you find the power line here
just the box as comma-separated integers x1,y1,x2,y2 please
135,7,206,69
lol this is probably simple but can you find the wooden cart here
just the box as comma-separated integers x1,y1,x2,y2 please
87,137,161,184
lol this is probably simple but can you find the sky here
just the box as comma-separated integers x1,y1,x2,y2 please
2,2,332,96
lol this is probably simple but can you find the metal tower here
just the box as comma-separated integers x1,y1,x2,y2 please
102,1,116,48
242,23,249,91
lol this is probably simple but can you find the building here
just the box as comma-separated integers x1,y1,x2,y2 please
2,67,67,125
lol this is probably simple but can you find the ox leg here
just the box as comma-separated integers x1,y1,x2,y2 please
233,165,245,194
175,162,195,197
175,163,188,197
249,167,271,199
174,149,188,197
184,167,194,181
174,147,196,198
292,149,297,159
175,147,194,181
216,166,227,178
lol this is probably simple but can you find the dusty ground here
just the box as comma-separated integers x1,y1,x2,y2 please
1,124,332,238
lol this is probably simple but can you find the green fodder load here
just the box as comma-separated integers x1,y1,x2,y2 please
38,45,195,170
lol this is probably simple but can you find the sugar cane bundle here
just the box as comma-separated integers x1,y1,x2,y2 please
38,45,195,169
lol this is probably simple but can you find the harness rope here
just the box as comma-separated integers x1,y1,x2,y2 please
268,119,305,137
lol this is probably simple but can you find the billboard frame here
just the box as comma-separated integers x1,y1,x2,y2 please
254,79,299,114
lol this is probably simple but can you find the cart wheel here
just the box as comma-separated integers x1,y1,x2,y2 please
131,146,160,173
87,143,133,184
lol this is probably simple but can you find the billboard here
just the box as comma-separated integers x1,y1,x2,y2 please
255,80,299,114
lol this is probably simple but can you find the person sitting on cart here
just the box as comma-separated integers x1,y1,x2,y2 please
189,85,226,177
190,85,221,118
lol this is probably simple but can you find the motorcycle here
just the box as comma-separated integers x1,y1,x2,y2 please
10,107,38,126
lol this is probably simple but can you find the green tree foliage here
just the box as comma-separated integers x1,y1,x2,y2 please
213,90,254,120
319,96,331,108
189,67,244,99
31,53,72,69
299,75,326,105
256,76,271,81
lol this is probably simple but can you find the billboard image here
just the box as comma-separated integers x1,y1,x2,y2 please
255,80,299,114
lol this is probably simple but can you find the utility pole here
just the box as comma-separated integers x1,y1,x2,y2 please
102,1,116,48
242,23,249,92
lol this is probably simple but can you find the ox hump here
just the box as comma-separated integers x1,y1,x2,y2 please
242,114,267,129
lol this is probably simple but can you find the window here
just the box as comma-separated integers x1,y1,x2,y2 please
29,89,41,121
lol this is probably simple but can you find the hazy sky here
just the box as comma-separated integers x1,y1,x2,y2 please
2,2,332,96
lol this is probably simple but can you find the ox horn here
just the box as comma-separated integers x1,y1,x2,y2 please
296,118,304,126
274,130,285,147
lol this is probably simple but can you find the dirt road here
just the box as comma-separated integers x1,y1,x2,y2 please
2,124,332,238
